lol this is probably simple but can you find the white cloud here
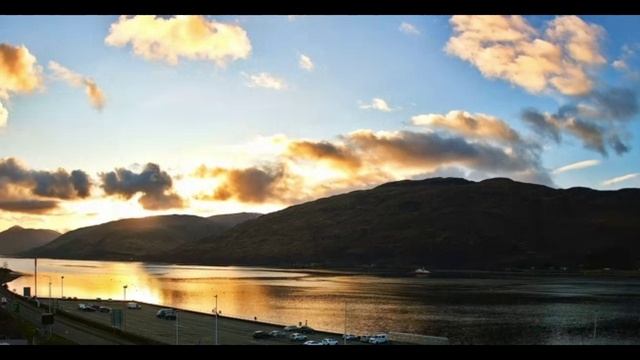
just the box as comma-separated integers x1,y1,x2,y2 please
0,101,7,128
411,110,520,143
612,59,628,70
601,173,640,186
359,98,395,112
105,15,251,67
399,22,420,35
48,61,106,110
552,159,600,174
244,72,287,90
299,54,314,71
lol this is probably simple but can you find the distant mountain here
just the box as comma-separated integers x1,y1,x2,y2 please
23,213,260,261
0,226,60,255
169,177,640,270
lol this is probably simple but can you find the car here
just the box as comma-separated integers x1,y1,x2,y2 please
289,333,307,342
322,338,339,345
359,335,371,343
342,334,358,341
98,306,112,313
127,302,142,310
269,330,286,338
252,331,270,339
88,304,100,312
156,308,177,320
1,297,7,306
297,325,315,334
283,325,298,331
303,340,323,345
368,334,389,344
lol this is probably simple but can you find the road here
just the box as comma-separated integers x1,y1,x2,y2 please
56,298,373,345
1,287,136,345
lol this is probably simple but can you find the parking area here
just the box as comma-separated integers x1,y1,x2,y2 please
57,299,384,345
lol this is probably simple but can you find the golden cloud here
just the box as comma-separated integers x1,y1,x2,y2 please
105,15,252,66
411,110,520,143
48,61,106,110
446,15,605,96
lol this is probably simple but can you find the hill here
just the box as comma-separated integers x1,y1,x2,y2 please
168,177,640,270
0,226,60,255
24,213,260,261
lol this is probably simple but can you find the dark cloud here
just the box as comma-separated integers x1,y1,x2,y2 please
0,158,91,200
0,199,59,214
100,163,185,210
521,87,639,156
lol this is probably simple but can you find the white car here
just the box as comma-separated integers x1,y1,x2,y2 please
289,333,308,342
127,302,141,309
368,334,389,344
321,338,339,345
303,340,323,346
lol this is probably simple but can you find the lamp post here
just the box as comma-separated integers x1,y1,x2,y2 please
61,276,64,299
123,285,128,331
344,301,347,345
175,310,179,345
123,285,127,301
213,294,218,345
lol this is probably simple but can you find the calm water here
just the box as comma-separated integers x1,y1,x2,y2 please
2,256,640,344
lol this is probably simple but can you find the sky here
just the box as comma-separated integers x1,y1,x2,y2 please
1,15,639,232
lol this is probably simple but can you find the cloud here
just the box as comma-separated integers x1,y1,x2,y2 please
299,54,314,71
194,165,291,203
285,140,361,172
612,60,628,70
552,159,600,174
0,157,92,200
193,124,552,205
105,15,251,66
446,15,605,96
0,199,59,214
100,163,185,210
521,87,639,156
48,61,106,110
0,43,44,126
244,72,287,90
0,101,7,128
411,110,520,143
601,173,639,186
399,22,420,35
359,98,395,112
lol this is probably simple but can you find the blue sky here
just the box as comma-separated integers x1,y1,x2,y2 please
0,15,639,231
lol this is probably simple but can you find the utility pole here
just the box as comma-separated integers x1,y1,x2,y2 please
34,258,37,299
344,301,347,345
175,310,179,345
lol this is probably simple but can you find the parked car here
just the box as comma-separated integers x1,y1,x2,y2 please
252,330,270,339
298,325,315,334
283,325,298,331
368,334,389,344
322,338,339,345
269,330,286,338
303,340,323,345
342,334,358,341
98,306,112,313
127,302,142,309
289,333,308,342
156,308,177,320
88,304,100,312
1,297,7,306
359,335,371,343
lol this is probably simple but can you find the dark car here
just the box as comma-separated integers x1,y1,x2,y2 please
88,304,101,312
99,306,112,313
156,308,177,320
298,326,315,334
252,331,270,339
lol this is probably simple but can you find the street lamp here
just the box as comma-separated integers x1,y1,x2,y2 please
123,285,128,301
213,294,219,345
43,275,52,313
61,276,64,299
344,301,347,345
